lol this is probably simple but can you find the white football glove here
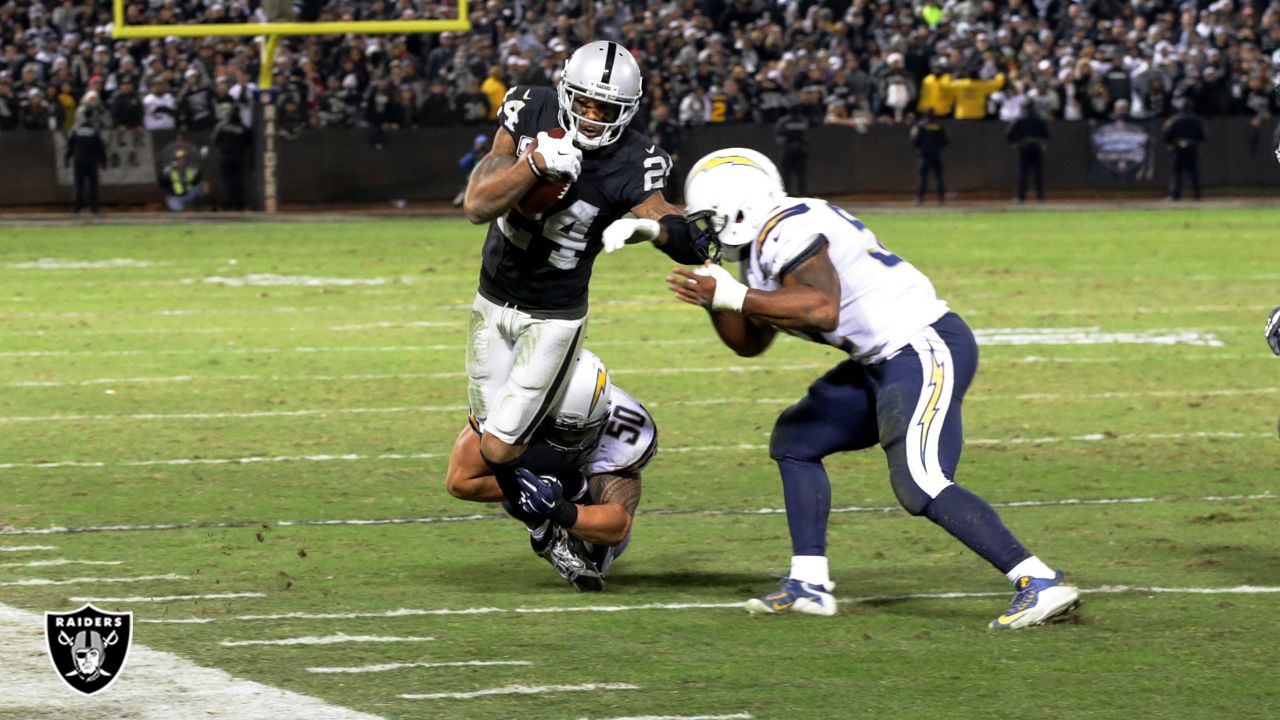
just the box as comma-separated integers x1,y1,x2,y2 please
602,218,659,253
694,262,748,312
533,130,582,181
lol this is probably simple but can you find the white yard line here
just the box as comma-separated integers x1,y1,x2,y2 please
220,634,433,647
307,660,531,674
0,574,188,587
138,618,217,624
0,491,1272,537
0,602,386,720
581,715,753,720
0,429,1269,473
0,545,55,552
6,258,164,269
5,385,1275,425
0,559,122,568
399,682,639,700
68,592,265,603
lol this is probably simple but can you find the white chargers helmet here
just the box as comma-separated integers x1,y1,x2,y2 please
540,349,612,463
558,41,642,150
683,148,787,263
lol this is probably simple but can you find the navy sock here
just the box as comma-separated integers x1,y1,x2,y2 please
776,458,831,556
923,485,1031,574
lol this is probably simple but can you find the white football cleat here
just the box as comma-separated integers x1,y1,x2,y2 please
745,577,837,617
989,572,1081,629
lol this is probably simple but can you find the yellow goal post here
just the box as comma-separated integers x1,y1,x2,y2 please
111,0,471,212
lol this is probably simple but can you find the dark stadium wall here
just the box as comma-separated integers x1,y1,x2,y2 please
2,118,1277,209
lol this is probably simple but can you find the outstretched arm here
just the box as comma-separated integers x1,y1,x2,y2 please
667,248,841,355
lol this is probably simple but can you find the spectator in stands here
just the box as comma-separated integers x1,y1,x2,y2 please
159,147,203,212
177,68,215,131
480,64,506,121
364,75,395,148
454,76,491,125
142,77,176,131
917,58,955,119
0,73,17,130
911,108,948,206
948,69,1005,120
1164,103,1207,202
418,78,453,126
1007,103,1049,203
21,87,52,130
109,76,143,131
452,132,489,206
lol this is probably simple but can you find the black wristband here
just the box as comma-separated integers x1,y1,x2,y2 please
548,498,579,528
527,152,545,179
657,214,707,265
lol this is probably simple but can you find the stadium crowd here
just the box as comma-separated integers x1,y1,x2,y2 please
1,0,1278,135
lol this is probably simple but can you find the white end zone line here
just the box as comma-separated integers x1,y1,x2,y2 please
399,683,639,700
0,430,1271,473
69,592,266,603
0,574,188,586
220,634,434,647
0,602,386,720
0,492,1273,537
307,660,532,674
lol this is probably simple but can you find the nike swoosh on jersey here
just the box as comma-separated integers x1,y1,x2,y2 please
646,144,655,153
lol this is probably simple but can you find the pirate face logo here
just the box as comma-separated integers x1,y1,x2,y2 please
45,604,132,695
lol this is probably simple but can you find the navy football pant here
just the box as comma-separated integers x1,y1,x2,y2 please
769,313,1031,574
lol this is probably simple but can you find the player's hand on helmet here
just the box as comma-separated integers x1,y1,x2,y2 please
532,130,582,182
602,218,659,253
514,467,564,517
666,261,748,312
1265,306,1280,357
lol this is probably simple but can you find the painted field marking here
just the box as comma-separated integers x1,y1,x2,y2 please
307,660,532,674
1,491,1272,538
71,583,1280,627
139,618,217,624
0,545,55,552
195,274,388,287
7,384,1276,425
0,574,188,586
0,558,122,568
399,682,639,700
6,258,164,269
0,429,1270,473
68,592,266,603
0,602,385,720
220,634,434,647
9,319,462,338
0,327,1232,358
580,715,753,720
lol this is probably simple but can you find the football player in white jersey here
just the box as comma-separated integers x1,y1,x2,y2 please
446,349,656,592
664,148,1080,629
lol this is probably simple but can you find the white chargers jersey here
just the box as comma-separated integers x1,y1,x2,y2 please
744,199,949,363
467,385,656,477
584,386,657,477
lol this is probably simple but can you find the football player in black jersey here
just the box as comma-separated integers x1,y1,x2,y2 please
459,40,703,509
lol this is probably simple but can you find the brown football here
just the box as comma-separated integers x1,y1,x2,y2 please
518,127,573,218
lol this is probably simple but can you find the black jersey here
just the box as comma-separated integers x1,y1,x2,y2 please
477,86,672,319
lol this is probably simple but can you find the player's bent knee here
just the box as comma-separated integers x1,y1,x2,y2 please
768,406,821,462
889,470,939,516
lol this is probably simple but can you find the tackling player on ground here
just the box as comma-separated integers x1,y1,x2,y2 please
459,40,703,517
666,148,1080,629
446,349,656,591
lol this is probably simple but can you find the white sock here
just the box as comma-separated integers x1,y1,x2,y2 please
527,520,550,539
1005,556,1056,583
789,555,831,589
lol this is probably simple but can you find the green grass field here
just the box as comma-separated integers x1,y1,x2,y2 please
1,209,1278,719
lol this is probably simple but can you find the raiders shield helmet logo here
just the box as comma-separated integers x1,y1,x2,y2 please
45,604,132,695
